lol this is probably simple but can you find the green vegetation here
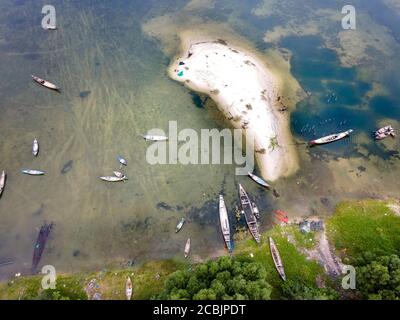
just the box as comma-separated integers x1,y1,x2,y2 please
327,200,400,262
355,254,400,300
157,256,272,300
280,277,338,300
326,200,400,300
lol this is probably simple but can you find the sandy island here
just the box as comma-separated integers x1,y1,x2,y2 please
168,36,298,181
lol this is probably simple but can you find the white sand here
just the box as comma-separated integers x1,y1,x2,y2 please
168,37,297,181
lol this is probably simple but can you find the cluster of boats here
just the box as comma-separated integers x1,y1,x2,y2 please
374,125,396,140
308,125,397,147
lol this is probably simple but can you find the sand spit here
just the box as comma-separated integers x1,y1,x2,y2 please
168,35,298,181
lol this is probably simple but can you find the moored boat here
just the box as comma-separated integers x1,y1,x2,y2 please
32,222,53,273
238,184,261,244
248,172,271,189
219,195,232,252
309,129,353,146
269,237,286,281
126,277,133,300
32,139,39,157
175,218,185,233
117,156,128,167
374,125,396,140
31,75,60,91
0,170,6,197
21,169,45,176
141,134,168,141
100,176,127,182
184,238,191,258
113,171,124,178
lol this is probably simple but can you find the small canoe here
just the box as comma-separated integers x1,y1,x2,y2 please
31,75,60,91
32,139,39,157
100,176,127,182
175,218,185,233
142,134,168,141
248,172,271,189
126,277,133,300
113,171,124,178
21,169,45,176
309,129,353,146
269,237,286,281
117,156,127,166
184,238,191,258
0,170,6,197
238,184,261,244
374,125,395,140
219,195,232,252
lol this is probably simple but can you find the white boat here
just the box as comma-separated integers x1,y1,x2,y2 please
248,172,271,189
21,169,45,175
31,75,60,91
126,277,133,300
100,176,127,182
309,129,353,146
219,195,232,252
44,25,57,30
269,237,286,281
175,218,185,233
374,125,395,140
0,170,6,197
117,156,127,166
184,238,191,258
141,134,168,141
32,139,39,157
113,171,124,178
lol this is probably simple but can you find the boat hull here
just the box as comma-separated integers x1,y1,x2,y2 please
22,169,45,175
184,238,191,258
248,172,270,189
309,129,353,146
31,75,60,91
269,237,286,281
219,195,232,252
238,184,261,244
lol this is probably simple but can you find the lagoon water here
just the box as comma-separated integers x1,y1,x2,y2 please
0,0,399,279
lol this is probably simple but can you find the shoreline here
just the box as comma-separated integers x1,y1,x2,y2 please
167,32,299,181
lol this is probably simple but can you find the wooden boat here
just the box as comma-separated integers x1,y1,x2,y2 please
374,125,395,140
142,134,168,141
31,75,60,91
100,176,127,182
126,277,133,300
21,169,45,175
219,195,232,252
248,172,271,189
32,223,53,273
0,170,6,197
117,156,127,166
175,218,185,233
269,237,286,281
113,171,124,178
238,184,261,244
309,129,353,146
32,139,39,157
184,238,191,258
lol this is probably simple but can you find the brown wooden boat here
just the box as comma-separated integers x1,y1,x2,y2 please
269,236,286,281
238,184,261,244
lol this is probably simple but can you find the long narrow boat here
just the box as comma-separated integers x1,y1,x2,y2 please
175,218,185,233
309,129,353,146
269,237,286,281
100,176,127,182
238,184,261,244
126,277,133,300
21,169,45,176
31,75,60,91
0,170,6,197
219,195,232,252
31,222,53,273
141,134,168,141
248,172,271,189
32,139,39,157
184,238,191,258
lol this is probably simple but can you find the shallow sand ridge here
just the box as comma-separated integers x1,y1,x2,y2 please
169,38,298,181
